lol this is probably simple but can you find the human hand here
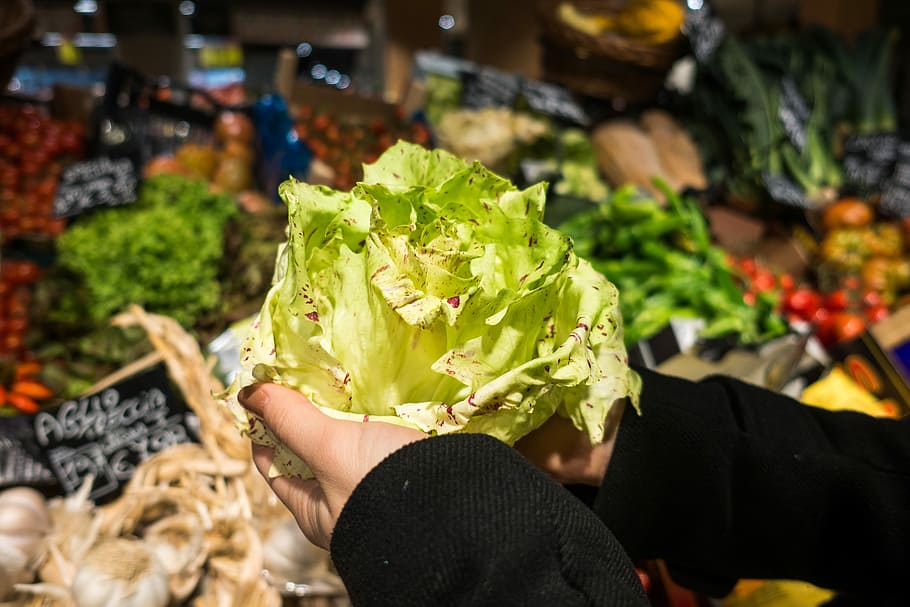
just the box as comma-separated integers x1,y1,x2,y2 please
238,383,427,549
515,399,626,486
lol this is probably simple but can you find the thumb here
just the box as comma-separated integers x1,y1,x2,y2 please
239,383,336,473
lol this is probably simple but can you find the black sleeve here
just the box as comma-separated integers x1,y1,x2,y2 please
595,367,910,600
330,434,649,607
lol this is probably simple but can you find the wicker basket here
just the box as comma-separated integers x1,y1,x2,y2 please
537,0,685,102
0,0,35,90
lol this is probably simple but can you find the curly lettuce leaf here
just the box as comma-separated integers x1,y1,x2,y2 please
222,141,639,478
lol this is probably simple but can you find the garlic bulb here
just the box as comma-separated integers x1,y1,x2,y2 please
262,518,330,583
143,513,206,600
0,487,51,600
0,487,51,554
71,538,169,607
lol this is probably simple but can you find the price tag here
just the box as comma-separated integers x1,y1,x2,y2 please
778,77,810,153
199,44,244,69
460,67,522,110
842,132,899,190
880,140,910,217
685,3,727,63
520,79,590,127
53,157,139,218
28,363,199,502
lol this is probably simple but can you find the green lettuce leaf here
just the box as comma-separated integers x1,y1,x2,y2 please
222,141,640,478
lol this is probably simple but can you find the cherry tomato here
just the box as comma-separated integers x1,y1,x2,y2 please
824,289,850,312
783,287,823,322
865,304,890,323
778,273,795,292
831,312,867,344
737,257,757,277
862,289,885,309
752,269,777,293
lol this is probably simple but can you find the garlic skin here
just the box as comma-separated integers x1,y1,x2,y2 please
71,538,170,607
261,518,329,583
0,542,30,599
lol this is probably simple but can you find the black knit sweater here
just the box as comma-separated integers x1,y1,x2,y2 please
330,367,910,605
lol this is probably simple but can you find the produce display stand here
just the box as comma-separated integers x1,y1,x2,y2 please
2,2,910,606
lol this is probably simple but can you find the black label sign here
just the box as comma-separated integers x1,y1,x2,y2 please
763,171,810,208
778,77,810,153
0,414,56,492
460,67,522,110
29,364,198,502
881,141,910,217
685,3,727,63
843,132,899,190
53,156,139,218
520,79,590,127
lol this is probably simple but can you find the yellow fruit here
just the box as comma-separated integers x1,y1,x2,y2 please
558,0,684,44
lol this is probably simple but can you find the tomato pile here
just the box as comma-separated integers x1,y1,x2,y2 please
815,198,910,308
0,259,41,360
293,105,432,190
733,196,910,349
0,104,85,241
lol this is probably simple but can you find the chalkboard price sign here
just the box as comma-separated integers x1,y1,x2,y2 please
685,3,727,63
778,77,810,153
520,79,590,127
0,415,56,492
30,363,198,502
842,133,899,190
460,67,522,110
881,140,910,217
763,171,810,209
53,156,139,218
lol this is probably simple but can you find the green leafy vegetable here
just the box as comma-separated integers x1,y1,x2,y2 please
553,129,610,202
561,181,787,347
55,174,237,328
223,141,640,478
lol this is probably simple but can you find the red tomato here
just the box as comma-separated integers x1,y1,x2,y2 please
824,289,850,312
783,288,823,322
865,304,890,323
751,269,776,293
862,290,885,309
0,260,40,285
831,312,867,344
737,257,757,276
778,273,795,292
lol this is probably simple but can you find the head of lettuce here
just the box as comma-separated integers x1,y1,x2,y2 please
222,141,640,478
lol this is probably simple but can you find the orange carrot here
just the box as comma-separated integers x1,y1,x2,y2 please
14,361,42,380
6,392,39,414
10,380,53,400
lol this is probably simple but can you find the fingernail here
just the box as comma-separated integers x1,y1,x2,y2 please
238,383,269,414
